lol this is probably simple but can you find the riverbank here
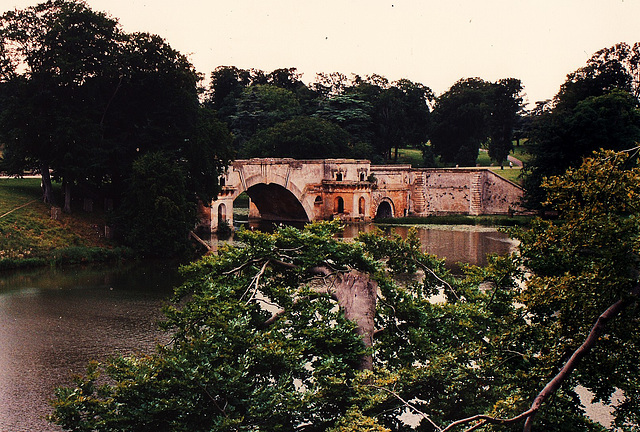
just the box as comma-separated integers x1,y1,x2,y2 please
0,177,132,271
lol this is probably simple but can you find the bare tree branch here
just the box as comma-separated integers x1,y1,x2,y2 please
370,385,443,431
438,284,640,432
522,283,639,431
414,259,460,301
242,260,269,304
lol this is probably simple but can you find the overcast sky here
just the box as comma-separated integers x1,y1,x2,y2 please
5,0,640,106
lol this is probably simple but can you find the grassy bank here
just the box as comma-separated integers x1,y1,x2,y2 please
0,177,131,270
375,214,533,227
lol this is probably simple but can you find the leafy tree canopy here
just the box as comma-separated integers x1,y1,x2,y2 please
430,77,493,166
523,42,640,209
51,151,640,432
0,0,233,254
242,116,355,159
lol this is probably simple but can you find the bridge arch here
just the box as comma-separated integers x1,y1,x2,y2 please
244,183,309,223
237,172,312,221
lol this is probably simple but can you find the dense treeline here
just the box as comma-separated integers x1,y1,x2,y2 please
204,67,434,163
522,43,640,209
2,0,640,252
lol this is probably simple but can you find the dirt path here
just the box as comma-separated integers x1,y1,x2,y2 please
0,199,37,219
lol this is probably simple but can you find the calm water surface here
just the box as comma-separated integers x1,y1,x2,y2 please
0,261,180,431
0,225,516,431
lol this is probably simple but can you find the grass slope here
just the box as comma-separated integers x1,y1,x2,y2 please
0,177,128,269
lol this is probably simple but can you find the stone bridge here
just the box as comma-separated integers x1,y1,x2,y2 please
205,158,524,231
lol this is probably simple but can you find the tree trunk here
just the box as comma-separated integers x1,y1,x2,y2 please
40,161,56,205
63,181,72,213
333,270,378,370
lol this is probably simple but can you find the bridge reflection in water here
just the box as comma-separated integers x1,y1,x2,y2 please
210,220,517,272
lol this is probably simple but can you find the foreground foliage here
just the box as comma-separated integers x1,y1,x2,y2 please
51,150,639,431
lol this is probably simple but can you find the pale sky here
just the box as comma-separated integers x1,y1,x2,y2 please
5,0,640,106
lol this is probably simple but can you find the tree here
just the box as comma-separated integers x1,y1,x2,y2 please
0,0,122,205
487,78,524,168
512,149,640,430
348,76,433,161
230,84,301,151
115,151,194,257
555,42,640,111
0,0,232,250
430,77,492,166
313,93,374,146
242,116,352,159
523,89,640,208
50,151,640,431
523,43,640,209
205,65,252,119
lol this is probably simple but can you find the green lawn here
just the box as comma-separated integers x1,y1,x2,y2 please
489,166,523,184
1,177,118,268
395,148,424,166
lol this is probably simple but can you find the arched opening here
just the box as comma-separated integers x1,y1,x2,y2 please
358,196,366,215
336,172,343,181
244,183,309,223
314,196,323,205
375,201,393,219
359,172,366,182
219,176,226,186
334,196,344,213
218,203,226,225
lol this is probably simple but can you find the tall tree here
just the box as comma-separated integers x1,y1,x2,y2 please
0,0,232,252
0,0,121,205
522,43,640,209
348,76,433,161
430,77,492,166
487,78,524,168
555,42,640,111
524,89,640,208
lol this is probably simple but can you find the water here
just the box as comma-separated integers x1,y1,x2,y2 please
0,225,515,431
0,261,180,432
340,224,517,270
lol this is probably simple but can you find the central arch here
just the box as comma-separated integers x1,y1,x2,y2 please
245,183,309,223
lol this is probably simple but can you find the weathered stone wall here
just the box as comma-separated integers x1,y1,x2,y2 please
480,170,523,215
369,165,412,218
405,168,523,216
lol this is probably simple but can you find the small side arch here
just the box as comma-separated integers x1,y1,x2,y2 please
358,196,366,215
334,196,345,213
217,203,227,225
